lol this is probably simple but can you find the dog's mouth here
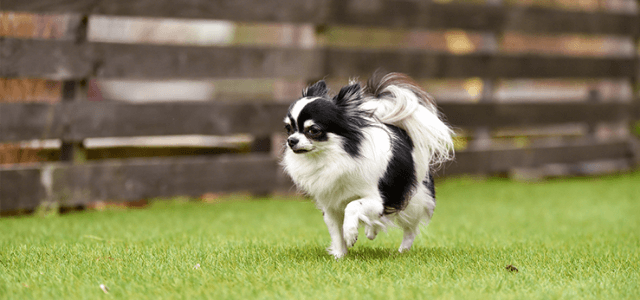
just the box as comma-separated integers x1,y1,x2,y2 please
292,148,311,154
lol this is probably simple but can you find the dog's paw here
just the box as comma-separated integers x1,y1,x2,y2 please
327,246,347,259
365,224,379,240
398,245,411,253
343,225,359,248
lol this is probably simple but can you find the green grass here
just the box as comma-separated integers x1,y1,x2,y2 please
1,172,639,299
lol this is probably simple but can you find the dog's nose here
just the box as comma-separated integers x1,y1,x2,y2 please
287,137,299,148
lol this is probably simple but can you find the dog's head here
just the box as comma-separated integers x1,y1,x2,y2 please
284,80,367,156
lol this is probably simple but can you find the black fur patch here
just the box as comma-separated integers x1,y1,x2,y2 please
303,80,329,97
333,82,362,108
286,113,297,131
424,173,436,202
379,125,417,214
296,99,368,157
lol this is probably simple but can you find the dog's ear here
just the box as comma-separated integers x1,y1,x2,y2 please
333,82,362,107
303,80,329,97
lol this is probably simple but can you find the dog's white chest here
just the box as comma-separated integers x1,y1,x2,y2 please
283,135,392,208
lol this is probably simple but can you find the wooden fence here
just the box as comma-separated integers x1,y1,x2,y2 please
2,0,640,213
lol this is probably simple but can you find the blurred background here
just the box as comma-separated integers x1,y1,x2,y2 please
1,0,639,215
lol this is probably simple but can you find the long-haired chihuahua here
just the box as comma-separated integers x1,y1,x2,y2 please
282,72,454,259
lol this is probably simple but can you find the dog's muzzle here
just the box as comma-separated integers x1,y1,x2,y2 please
288,136,311,154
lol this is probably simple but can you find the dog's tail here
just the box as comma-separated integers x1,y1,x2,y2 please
364,72,454,171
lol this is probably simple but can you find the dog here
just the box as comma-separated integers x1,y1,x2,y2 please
282,72,454,259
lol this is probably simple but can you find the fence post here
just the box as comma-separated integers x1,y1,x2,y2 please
59,80,87,163
468,0,502,174
59,15,90,164
586,89,600,142
631,16,640,166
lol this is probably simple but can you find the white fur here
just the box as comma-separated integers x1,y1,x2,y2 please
289,97,317,121
282,81,453,259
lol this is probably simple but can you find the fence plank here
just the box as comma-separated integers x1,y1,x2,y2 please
440,140,631,176
438,102,634,128
500,6,640,36
0,154,284,212
2,0,329,24
0,39,94,80
0,141,630,212
3,38,634,80
2,102,636,142
0,103,65,142
0,167,46,212
5,0,638,36
328,2,639,36
1,39,323,79
0,102,290,142
325,49,636,79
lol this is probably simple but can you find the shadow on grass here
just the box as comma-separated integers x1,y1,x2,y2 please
277,244,479,263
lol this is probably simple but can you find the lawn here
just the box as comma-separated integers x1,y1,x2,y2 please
1,172,639,299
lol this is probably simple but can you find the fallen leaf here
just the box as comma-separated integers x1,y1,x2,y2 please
506,265,519,272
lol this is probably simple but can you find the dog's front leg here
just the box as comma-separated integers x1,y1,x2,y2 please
323,208,348,259
343,198,384,248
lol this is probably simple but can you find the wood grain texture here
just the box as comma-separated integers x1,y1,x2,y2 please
0,154,286,212
4,0,638,35
1,39,324,79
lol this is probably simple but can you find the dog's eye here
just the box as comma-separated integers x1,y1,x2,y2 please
284,124,294,135
306,126,322,137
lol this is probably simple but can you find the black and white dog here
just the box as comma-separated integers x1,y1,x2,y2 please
282,73,454,259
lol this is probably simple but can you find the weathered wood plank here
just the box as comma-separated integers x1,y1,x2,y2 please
2,102,636,142
0,167,46,212
0,103,65,142
0,102,290,142
439,140,632,176
438,102,634,128
1,39,324,79
0,154,284,212
328,2,639,36
3,38,634,80
4,0,638,36
325,49,636,79
0,39,94,80
0,141,631,212
499,6,640,36
2,0,329,24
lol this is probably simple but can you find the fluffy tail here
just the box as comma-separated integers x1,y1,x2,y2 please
364,73,454,172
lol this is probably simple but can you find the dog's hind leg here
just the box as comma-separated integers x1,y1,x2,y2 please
323,208,348,259
396,186,435,253
398,225,420,252
343,198,384,248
